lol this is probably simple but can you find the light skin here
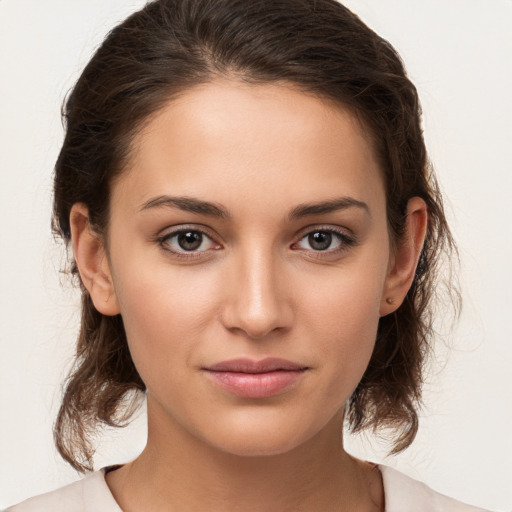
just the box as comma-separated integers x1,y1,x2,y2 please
71,79,427,511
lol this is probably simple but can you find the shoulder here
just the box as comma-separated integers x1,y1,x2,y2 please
4,469,122,512
380,465,492,512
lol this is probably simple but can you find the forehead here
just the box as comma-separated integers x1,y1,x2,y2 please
115,79,385,218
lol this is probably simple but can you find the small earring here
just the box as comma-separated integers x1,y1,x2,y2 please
385,298,394,305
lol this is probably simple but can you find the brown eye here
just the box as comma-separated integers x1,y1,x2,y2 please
298,230,341,252
177,231,203,251
294,227,356,256
159,228,219,257
307,231,333,251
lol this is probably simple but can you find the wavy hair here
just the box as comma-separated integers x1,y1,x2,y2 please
52,0,458,471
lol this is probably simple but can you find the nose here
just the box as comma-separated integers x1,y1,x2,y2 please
220,246,293,340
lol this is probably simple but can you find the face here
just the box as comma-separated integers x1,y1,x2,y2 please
95,80,396,456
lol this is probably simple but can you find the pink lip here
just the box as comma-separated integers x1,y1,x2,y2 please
203,358,309,398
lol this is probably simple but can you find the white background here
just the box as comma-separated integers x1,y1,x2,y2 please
0,1,511,510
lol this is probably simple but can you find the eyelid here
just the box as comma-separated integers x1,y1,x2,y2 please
155,223,357,261
156,225,221,259
158,223,218,240
294,223,354,240
291,224,357,256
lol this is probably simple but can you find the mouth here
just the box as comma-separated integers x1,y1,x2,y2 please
203,358,309,398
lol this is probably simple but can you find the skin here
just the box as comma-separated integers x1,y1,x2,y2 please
71,79,427,512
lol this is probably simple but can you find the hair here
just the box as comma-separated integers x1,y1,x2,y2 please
53,0,457,472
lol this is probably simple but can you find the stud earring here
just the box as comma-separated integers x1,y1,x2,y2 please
385,297,394,305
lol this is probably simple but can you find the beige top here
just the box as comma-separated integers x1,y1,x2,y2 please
5,465,491,512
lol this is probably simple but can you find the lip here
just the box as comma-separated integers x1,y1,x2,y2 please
203,358,309,398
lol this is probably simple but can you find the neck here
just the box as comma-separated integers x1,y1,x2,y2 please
106,400,383,512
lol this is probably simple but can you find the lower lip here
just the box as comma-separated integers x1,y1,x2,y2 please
204,370,306,398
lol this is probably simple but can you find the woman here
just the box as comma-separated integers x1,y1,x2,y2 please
5,0,493,510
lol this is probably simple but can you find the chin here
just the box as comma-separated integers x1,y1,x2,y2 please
212,435,306,458
196,410,327,458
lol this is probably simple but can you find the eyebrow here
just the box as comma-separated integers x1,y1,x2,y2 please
287,197,370,220
139,195,370,220
139,195,230,218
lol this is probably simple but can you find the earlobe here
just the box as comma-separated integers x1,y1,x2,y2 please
69,203,120,316
380,197,428,316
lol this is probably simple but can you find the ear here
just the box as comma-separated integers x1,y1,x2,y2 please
69,203,120,316
380,197,428,316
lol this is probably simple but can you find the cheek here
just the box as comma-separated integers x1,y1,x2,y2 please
305,255,386,339
110,257,220,384
302,262,386,395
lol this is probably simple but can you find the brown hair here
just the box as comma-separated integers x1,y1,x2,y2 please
53,0,457,472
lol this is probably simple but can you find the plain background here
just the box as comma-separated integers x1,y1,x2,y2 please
0,0,511,510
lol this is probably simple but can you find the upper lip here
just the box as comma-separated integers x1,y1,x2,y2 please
204,358,308,373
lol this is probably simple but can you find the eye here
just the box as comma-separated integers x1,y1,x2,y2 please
158,227,220,259
294,228,355,254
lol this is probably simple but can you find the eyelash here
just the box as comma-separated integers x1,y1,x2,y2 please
294,227,356,260
156,225,356,261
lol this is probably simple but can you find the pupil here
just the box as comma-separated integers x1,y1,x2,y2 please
178,231,202,251
309,231,332,251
